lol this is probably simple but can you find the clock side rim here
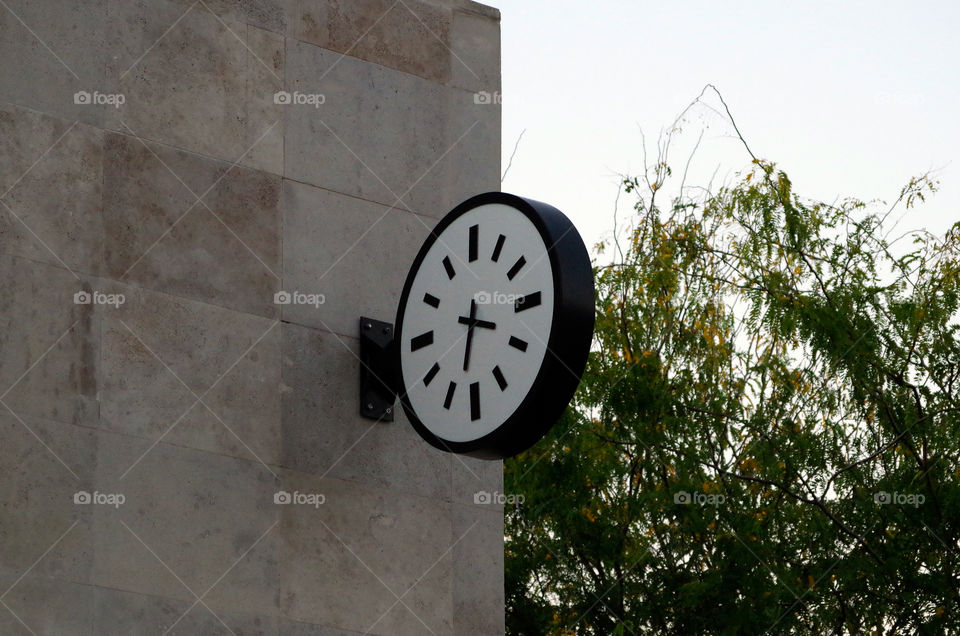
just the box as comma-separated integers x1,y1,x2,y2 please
394,191,596,460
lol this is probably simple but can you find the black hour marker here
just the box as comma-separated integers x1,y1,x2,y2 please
508,336,528,352
410,331,434,351
423,293,440,308
442,256,456,279
515,292,541,312
468,224,478,262
492,365,508,391
423,362,440,386
506,255,526,281
443,381,457,409
491,234,505,262
470,381,481,421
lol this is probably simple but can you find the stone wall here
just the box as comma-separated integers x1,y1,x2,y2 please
0,0,503,633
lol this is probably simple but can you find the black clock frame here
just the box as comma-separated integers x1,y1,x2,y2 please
394,192,595,459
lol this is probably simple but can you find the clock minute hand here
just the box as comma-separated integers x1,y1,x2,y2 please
460,300,498,372
461,299,478,372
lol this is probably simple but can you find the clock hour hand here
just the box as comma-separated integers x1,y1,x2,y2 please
457,316,497,330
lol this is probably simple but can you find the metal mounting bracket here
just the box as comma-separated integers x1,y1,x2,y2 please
359,317,397,421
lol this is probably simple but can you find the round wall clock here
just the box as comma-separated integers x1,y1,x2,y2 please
394,192,595,459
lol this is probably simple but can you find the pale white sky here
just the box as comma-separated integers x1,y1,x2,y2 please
493,0,960,253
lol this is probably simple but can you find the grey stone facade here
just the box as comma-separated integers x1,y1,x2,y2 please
0,0,503,633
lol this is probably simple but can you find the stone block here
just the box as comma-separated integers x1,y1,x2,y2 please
101,131,282,318
0,253,101,427
450,7,501,93
91,586,280,635
0,412,96,585
452,505,504,635
292,0,452,84
443,86,501,213
90,432,280,617
277,471,453,634
284,42,499,218
0,103,105,276
277,617,362,635
0,0,111,127
0,575,96,635
106,0,284,173
451,455,503,508
100,284,281,465
447,0,501,20
281,179,430,336
168,0,294,34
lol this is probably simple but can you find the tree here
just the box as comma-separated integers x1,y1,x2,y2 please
505,93,960,635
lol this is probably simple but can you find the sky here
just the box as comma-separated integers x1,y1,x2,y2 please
491,0,960,255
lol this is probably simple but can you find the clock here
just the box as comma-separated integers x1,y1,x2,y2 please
393,192,594,459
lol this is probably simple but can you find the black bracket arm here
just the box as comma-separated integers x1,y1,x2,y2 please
359,317,398,421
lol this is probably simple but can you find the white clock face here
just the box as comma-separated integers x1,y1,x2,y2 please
399,203,555,443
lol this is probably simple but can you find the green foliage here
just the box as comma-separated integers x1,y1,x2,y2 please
505,140,960,634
